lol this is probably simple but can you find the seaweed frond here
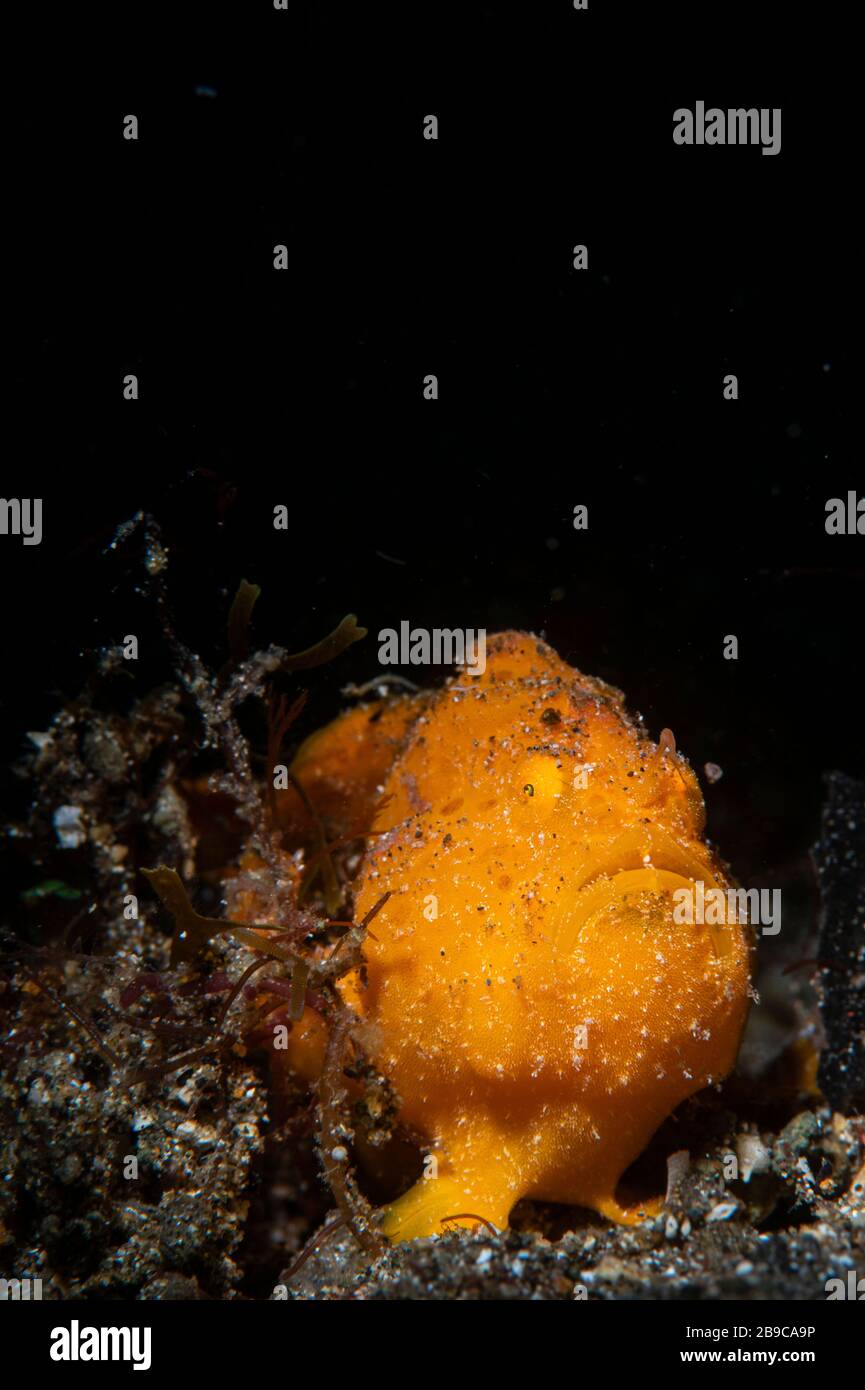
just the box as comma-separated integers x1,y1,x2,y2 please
142,865,304,968
266,688,308,823
281,614,367,671
227,578,261,664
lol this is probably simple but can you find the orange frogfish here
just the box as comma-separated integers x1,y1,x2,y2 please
274,631,751,1240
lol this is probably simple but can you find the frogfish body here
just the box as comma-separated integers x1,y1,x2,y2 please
276,632,751,1241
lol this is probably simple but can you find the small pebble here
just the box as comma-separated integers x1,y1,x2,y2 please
707,1201,739,1223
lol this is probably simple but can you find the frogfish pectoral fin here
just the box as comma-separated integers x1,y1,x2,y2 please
380,1173,517,1243
593,1191,664,1226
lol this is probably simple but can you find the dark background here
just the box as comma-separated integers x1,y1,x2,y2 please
4,3,859,927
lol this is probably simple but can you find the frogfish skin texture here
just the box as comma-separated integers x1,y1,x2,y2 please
279,631,751,1241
